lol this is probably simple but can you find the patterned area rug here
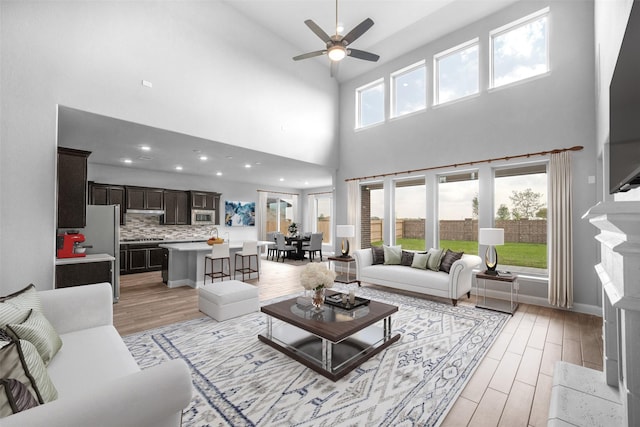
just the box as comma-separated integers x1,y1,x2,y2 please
124,286,509,426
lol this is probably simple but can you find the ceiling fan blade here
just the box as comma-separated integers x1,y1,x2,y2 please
304,19,331,43
342,18,374,45
293,50,326,61
330,61,339,78
348,48,380,62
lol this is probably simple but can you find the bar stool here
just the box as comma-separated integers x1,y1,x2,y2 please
204,243,231,283
234,241,259,281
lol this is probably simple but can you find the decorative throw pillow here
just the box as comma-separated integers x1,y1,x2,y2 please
6,309,63,365
0,378,39,416
439,249,464,273
383,245,402,265
0,339,58,417
371,247,385,265
411,252,430,270
426,248,445,271
400,250,415,266
0,284,41,330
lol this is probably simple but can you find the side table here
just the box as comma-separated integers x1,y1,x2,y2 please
328,256,358,286
475,271,519,314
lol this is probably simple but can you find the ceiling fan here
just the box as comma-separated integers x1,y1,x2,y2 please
293,0,380,76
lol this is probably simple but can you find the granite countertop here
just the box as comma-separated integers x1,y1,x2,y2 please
120,237,209,245
160,240,273,251
55,253,116,265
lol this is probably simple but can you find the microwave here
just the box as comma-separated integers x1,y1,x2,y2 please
191,209,215,225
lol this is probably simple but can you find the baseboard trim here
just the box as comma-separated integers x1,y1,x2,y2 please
474,288,602,317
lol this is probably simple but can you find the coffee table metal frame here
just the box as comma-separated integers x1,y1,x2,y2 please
258,291,400,381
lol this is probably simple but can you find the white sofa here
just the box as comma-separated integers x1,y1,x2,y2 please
5,283,193,427
353,249,482,305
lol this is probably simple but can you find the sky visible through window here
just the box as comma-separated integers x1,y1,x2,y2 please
369,174,546,220
437,44,479,104
359,83,384,127
394,66,426,116
492,15,548,87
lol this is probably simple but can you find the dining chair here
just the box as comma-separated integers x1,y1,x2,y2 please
204,243,231,283
302,232,323,261
266,232,278,260
234,241,259,280
274,233,295,262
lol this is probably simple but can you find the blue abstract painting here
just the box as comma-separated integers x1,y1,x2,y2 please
224,201,255,227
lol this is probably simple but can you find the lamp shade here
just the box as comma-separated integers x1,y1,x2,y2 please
336,225,355,238
479,228,504,246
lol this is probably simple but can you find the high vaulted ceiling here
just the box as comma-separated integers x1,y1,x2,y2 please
226,0,519,82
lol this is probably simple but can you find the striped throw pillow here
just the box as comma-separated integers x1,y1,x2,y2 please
0,285,41,330
6,310,63,365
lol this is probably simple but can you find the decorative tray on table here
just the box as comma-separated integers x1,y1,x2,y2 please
324,293,370,310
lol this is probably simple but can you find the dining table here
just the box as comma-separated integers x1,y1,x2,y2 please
285,235,310,260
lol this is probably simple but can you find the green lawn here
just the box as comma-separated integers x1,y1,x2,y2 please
372,239,547,269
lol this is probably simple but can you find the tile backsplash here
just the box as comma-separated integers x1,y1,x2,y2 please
120,214,215,240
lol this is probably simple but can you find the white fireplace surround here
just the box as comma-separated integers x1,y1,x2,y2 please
548,201,640,426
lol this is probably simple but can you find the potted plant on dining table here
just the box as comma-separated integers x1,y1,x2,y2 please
288,222,299,237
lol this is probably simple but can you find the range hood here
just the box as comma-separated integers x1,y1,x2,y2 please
126,209,165,215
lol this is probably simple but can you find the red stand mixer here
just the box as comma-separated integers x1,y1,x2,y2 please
56,232,87,258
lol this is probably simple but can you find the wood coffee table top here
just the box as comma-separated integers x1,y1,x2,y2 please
260,290,398,343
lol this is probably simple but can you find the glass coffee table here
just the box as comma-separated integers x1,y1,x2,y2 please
258,290,400,381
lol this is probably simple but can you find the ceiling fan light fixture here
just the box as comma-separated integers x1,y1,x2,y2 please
327,45,347,61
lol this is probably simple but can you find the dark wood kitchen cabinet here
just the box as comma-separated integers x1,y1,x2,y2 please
190,191,219,210
126,186,164,210
163,190,189,225
57,147,91,229
89,182,126,225
124,243,164,273
119,248,127,274
56,261,112,289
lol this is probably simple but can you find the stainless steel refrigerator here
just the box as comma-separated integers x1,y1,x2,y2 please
83,205,120,302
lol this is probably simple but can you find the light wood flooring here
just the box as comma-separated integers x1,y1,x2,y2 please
115,258,603,427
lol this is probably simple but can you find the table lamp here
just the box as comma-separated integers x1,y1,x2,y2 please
479,228,504,275
336,225,355,257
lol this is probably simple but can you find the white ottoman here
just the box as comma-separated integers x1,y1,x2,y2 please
198,280,259,321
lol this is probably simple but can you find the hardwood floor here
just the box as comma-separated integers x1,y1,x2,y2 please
115,259,603,426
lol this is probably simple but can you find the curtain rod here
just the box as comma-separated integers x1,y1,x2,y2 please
257,189,300,196
345,145,584,182
308,191,333,196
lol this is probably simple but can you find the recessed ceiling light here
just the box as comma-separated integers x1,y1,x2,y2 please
216,172,222,176
123,159,132,164
245,164,251,168
279,178,285,182
140,145,151,151
199,155,208,161
175,166,183,171
305,181,309,185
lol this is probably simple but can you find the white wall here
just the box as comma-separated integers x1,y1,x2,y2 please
0,1,338,294
335,1,601,311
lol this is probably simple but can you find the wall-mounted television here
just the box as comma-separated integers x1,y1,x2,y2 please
610,2,640,193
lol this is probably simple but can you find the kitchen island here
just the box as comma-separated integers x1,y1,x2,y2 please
159,241,273,288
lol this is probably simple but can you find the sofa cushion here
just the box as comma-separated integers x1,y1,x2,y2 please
6,309,62,365
0,284,41,330
400,250,415,266
0,378,39,415
371,247,384,265
440,249,464,273
0,339,58,414
383,245,402,265
411,252,429,269
361,265,450,290
47,325,139,398
426,248,445,271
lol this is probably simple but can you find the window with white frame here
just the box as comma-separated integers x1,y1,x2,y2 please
393,178,426,249
434,39,479,105
356,79,385,128
391,61,426,118
493,163,548,273
437,171,479,254
491,8,549,88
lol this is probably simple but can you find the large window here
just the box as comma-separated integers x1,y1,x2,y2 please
314,196,332,244
266,197,294,233
393,178,426,250
494,164,548,273
438,171,479,254
434,39,479,105
491,8,549,88
356,79,385,128
360,183,384,248
391,61,426,118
